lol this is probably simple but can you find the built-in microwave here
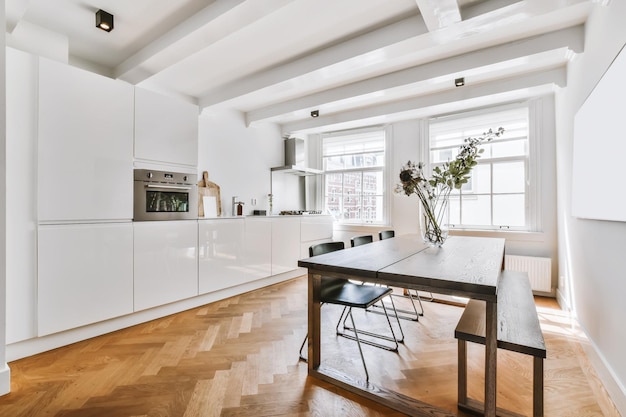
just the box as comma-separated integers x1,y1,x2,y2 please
133,169,198,221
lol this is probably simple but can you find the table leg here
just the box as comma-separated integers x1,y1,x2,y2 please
484,300,497,417
308,272,322,372
457,339,468,407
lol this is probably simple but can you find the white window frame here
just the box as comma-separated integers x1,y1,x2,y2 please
424,102,541,232
319,125,392,226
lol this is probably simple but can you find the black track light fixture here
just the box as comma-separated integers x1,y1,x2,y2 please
454,77,465,87
311,110,319,118
96,9,114,32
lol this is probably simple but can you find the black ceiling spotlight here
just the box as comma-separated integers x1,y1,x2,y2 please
454,77,465,87
310,110,319,118
96,9,114,32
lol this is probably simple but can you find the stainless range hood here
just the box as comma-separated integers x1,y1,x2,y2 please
271,138,322,176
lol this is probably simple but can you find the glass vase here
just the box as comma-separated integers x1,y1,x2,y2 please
419,196,449,247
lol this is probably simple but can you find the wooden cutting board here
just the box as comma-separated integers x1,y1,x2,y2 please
197,171,222,217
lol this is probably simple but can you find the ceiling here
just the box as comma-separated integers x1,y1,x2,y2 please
6,0,592,135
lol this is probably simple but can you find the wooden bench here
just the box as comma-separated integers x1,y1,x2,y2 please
455,270,546,417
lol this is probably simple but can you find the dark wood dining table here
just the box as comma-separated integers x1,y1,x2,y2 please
298,234,505,417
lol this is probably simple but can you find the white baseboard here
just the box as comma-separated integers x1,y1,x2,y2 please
555,287,571,311
576,321,626,415
0,364,10,395
7,269,304,362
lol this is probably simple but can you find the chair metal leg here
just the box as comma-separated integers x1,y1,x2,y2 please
368,287,425,321
347,308,370,381
302,307,380,381
343,296,405,343
407,289,425,316
338,301,401,351
387,295,405,342
419,291,434,302
299,332,308,362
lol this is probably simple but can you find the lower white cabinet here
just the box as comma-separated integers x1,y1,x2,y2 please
35,216,329,339
38,223,134,336
271,217,301,275
198,219,245,294
300,215,334,257
198,218,273,294
244,218,273,281
134,221,198,311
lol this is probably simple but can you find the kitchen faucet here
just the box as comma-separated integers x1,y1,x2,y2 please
232,196,244,216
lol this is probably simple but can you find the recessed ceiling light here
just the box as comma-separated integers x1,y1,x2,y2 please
455,77,465,87
96,9,114,32
311,110,319,117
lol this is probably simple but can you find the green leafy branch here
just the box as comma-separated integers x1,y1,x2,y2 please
396,127,504,245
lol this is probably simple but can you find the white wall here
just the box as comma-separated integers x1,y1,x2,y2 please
0,0,11,396
555,1,626,412
197,110,283,216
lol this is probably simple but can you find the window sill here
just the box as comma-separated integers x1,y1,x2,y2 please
333,223,390,233
449,229,546,242
332,224,545,242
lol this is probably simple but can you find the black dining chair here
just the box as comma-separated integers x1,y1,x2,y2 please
378,230,395,240
299,241,403,381
376,230,429,321
351,234,373,247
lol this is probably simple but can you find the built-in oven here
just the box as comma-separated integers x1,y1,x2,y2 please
133,169,198,221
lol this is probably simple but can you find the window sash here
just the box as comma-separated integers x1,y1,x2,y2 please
322,127,387,225
429,104,530,231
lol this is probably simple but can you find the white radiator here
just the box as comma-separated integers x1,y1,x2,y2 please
504,255,552,293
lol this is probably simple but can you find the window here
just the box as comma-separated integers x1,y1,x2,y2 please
322,128,387,224
429,105,531,231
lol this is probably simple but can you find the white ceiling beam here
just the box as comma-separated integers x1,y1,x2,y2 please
197,15,427,108
281,67,566,134
199,0,499,109
246,25,583,125
414,0,461,31
6,0,33,32
199,0,588,111
460,0,526,20
114,0,292,84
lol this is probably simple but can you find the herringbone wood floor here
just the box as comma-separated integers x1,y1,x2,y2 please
0,276,620,416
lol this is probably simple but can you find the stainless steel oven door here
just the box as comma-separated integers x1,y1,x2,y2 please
133,171,198,221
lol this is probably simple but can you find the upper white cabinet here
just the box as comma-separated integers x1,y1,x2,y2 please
134,87,199,167
6,48,39,344
38,223,134,336
134,221,199,311
38,57,134,222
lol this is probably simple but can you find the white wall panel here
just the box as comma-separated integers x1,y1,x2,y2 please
38,58,134,222
6,48,38,344
134,87,198,167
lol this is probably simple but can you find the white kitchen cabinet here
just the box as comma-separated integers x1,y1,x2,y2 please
38,223,134,336
300,215,334,258
38,57,134,222
271,217,301,275
200,217,301,295
6,48,39,344
134,87,199,167
243,217,273,282
198,217,272,294
198,219,246,294
134,221,199,311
